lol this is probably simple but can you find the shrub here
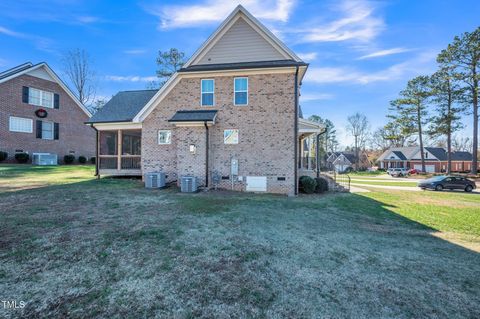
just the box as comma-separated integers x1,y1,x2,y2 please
0,151,7,162
78,156,87,164
64,154,75,164
314,177,329,193
90,156,96,164
299,175,317,194
15,152,29,163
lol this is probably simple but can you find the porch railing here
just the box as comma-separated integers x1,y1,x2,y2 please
99,155,141,170
299,156,317,171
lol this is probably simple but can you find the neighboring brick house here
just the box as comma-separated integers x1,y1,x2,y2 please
377,147,479,173
0,62,94,162
87,5,323,195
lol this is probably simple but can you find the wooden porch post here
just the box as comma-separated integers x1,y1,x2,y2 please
117,130,122,171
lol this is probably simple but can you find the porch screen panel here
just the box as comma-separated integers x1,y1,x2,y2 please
122,131,141,155
100,131,118,155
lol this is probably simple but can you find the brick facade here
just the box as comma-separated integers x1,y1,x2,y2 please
381,160,479,172
142,72,296,195
0,74,95,162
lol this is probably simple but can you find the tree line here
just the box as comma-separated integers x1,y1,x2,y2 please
383,27,479,174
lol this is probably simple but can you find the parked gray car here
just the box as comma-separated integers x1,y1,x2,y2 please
418,176,476,192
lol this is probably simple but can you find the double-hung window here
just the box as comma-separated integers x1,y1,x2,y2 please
9,116,33,133
201,79,214,106
234,77,248,105
41,121,54,140
29,88,53,108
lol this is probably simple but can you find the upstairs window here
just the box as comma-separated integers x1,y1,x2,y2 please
234,77,248,105
201,79,214,106
29,88,53,108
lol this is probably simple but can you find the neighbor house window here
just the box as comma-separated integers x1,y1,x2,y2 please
158,130,171,144
224,129,239,144
29,88,53,108
41,121,54,140
234,77,248,105
9,116,33,133
201,79,214,106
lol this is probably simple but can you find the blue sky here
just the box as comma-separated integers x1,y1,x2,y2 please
1,0,479,145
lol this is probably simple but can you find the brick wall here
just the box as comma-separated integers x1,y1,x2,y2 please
142,72,296,195
0,74,95,162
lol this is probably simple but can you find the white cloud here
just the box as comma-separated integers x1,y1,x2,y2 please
145,0,296,29
76,16,100,24
297,52,317,61
304,52,437,85
123,49,147,55
0,26,25,38
105,75,157,82
357,47,413,60
297,0,384,43
300,93,334,102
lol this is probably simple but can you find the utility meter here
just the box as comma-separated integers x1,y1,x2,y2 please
231,158,238,176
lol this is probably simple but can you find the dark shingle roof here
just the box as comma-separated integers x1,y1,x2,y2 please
169,110,218,122
425,147,447,160
342,153,356,163
87,90,158,123
0,62,34,80
392,151,407,160
451,151,473,161
179,60,308,73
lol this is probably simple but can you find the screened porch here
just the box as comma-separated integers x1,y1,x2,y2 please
98,130,141,176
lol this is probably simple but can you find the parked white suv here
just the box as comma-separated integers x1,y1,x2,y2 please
390,168,409,177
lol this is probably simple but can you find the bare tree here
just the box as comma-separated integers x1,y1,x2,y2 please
346,113,369,170
62,48,96,106
452,135,473,152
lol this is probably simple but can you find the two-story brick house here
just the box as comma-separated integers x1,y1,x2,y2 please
87,5,323,195
0,62,95,162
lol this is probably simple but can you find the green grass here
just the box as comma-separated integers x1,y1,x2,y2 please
348,171,386,176
1,165,480,318
350,180,419,187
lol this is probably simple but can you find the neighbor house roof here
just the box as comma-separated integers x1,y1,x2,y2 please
451,151,473,161
168,110,218,123
0,61,92,117
179,60,308,73
87,90,158,123
377,147,418,162
392,151,407,160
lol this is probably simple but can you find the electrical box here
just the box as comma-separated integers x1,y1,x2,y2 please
231,158,238,176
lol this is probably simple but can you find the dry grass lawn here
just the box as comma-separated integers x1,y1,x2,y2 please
1,165,480,318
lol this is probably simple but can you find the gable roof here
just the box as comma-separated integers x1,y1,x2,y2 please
87,90,158,123
179,60,307,73
378,146,474,162
392,151,407,160
451,151,473,161
0,62,92,117
183,5,302,68
132,6,306,123
377,147,418,162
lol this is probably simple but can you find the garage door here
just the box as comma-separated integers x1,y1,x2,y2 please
414,164,435,173
246,176,267,192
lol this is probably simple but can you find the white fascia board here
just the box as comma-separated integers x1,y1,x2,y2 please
92,122,142,130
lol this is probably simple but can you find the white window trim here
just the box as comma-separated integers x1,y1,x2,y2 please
201,79,215,107
41,121,54,140
234,77,248,106
29,87,54,108
9,116,33,133
224,129,239,144
158,130,172,145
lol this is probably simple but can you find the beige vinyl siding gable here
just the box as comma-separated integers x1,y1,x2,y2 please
197,17,286,65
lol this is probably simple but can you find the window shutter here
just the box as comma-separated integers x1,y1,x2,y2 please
54,93,60,109
54,123,59,140
22,86,29,103
36,120,42,139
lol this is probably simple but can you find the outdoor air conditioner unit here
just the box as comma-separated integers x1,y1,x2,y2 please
145,172,166,188
180,176,198,193
33,153,58,166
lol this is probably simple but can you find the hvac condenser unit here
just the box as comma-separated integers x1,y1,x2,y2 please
145,172,166,188
33,153,58,166
180,176,198,193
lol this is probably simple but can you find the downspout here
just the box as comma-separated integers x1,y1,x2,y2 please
294,66,299,195
316,129,327,178
90,124,99,178
204,121,209,188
